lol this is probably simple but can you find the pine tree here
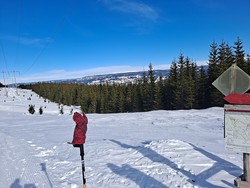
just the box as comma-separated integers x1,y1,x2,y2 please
246,54,250,75
133,79,143,112
225,43,234,68
88,91,97,113
197,66,207,108
189,61,198,109
166,60,178,110
72,87,78,105
148,63,156,110
234,37,246,71
107,84,118,113
100,83,109,113
218,40,227,73
207,41,224,107
141,72,150,111
0,82,4,87
155,74,165,109
125,83,134,112
174,53,186,109
185,60,198,109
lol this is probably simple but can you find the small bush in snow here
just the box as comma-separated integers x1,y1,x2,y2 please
60,105,64,114
28,104,35,114
39,106,43,115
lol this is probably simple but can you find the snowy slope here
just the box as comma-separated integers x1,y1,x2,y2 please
0,88,242,188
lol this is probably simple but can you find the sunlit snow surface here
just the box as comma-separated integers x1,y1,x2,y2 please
0,88,242,188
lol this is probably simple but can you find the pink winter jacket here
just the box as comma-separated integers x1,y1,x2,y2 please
72,112,88,145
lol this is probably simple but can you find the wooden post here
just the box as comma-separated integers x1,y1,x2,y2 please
234,153,250,187
243,153,250,182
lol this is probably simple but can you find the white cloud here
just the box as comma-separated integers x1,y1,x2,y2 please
2,35,52,47
102,0,158,21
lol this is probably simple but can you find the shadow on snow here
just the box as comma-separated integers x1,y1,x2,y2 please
9,163,54,188
40,162,53,188
10,179,36,188
108,139,241,188
107,163,168,188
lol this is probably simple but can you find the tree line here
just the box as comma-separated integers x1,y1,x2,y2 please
20,38,250,113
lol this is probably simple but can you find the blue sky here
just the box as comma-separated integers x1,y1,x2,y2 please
1,0,250,83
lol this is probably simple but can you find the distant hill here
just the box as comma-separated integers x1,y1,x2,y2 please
20,69,170,85
17,65,208,86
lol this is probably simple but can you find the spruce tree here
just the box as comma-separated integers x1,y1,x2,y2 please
167,60,179,110
225,43,234,68
184,57,195,109
207,41,224,107
218,41,227,73
134,79,143,112
234,37,246,71
148,63,156,110
197,66,207,108
0,82,5,87
141,72,150,111
72,87,78,105
155,74,165,110
88,91,97,113
107,84,118,113
174,53,186,109
189,61,198,109
116,85,125,112
246,54,250,75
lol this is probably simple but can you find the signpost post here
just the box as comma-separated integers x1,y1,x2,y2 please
212,64,250,188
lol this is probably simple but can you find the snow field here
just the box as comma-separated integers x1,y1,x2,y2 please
0,88,242,187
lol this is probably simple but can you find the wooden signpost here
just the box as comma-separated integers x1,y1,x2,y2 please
212,64,250,188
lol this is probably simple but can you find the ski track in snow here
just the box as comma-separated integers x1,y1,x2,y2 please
0,132,51,187
0,88,243,188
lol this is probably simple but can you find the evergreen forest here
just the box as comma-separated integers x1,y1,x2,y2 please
20,38,250,113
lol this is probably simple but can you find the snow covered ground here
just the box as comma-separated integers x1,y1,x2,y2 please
0,88,243,188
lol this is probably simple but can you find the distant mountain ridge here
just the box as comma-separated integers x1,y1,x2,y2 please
17,65,207,86
45,69,170,85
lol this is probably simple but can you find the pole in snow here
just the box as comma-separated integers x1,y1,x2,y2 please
80,144,87,188
70,112,88,188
